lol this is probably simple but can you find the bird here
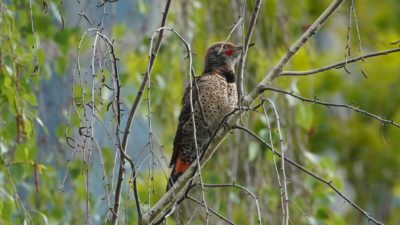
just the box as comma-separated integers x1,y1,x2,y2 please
167,42,243,191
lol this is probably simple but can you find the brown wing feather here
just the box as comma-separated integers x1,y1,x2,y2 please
169,83,196,167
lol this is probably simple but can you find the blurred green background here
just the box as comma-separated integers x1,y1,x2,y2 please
0,0,399,224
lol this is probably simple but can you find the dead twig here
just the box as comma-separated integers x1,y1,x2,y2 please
232,124,384,225
111,1,171,224
237,0,263,104
281,47,400,76
261,86,400,129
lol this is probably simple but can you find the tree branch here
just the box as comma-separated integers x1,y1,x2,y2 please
232,124,384,225
237,0,263,103
194,182,262,225
95,31,141,223
137,26,197,224
187,195,236,225
280,47,400,76
244,0,345,104
111,1,171,224
262,99,289,225
262,86,400,129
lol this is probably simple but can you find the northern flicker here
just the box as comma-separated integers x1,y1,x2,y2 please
167,42,243,191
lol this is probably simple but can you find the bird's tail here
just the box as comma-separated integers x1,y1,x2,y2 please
166,156,191,191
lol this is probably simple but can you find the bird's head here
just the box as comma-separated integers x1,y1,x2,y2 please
203,42,243,73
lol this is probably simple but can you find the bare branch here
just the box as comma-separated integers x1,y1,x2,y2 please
351,0,368,78
237,0,263,104
193,182,262,225
262,103,286,223
137,27,197,224
244,0,345,104
187,195,236,225
186,24,209,221
111,1,171,223
262,86,400,129
232,124,384,225
262,100,289,225
344,2,352,75
281,47,400,76
220,17,243,51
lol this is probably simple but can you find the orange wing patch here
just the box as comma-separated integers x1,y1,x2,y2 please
174,156,191,175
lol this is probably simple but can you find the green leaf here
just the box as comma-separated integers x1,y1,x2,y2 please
316,206,329,219
9,163,27,181
22,93,38,106
248,142,259,161
295,104,313,131
1,200,14,221
14,143,35,161
33,211,49,225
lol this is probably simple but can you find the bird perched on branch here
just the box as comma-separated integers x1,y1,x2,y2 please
167,42,243,191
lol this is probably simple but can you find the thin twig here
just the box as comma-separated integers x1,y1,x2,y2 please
232,124,384,225
111,1,171,223
186,27,210,222
146,36,154,218
237,0,263,104
351,0,367,78
261,86,400,129
136,27,197,224
245,0,345,103
262,103,285,224
29,0,39,75
262,101,289,225
192,182,262,225
186,195,236,225
344,2,352,75
281,48,400,76
99,30,142,224
219,17,243,53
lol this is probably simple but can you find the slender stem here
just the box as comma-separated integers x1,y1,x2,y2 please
237,0,263,104
245,0,345,103
135,27,195,224
281,47,400,76
187,195,236,225
232,124,384,225
111,1,171,224
262,103,285,224
262,86,400,129
263,100,288,225
193,182,262,225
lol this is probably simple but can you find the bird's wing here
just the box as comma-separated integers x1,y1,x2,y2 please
169,81,197,167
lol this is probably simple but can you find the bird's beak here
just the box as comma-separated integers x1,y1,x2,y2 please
235,46,244,52
234,46,243,57
234,43,255,55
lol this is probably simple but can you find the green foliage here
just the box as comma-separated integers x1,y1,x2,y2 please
0,0,82,224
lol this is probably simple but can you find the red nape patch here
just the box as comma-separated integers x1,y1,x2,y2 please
173,156,191,175
224,49,234,56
